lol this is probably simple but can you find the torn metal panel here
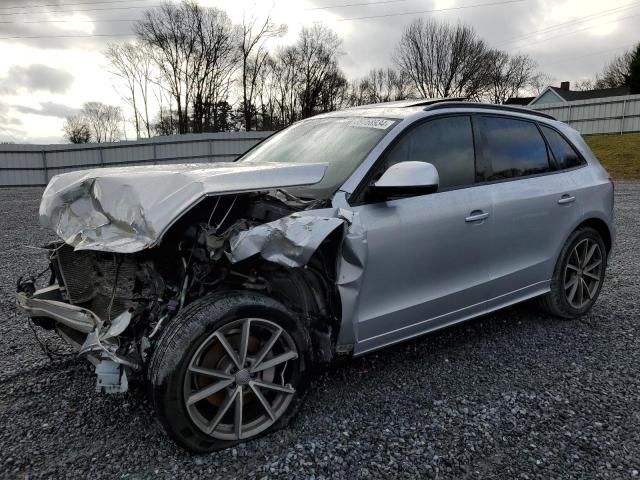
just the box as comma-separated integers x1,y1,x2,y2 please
228,210,345,268
227,204,369,350
79,310,140,370
335,210,367,348
40,162,327,253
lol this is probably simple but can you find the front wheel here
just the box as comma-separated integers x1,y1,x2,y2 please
148,291,310,452
539,227,607,319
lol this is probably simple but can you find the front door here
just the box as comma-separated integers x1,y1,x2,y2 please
349,115,493,354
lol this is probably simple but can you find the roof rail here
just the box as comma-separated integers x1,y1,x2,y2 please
413,97,468,107
348,97,468,109
424,101,556,120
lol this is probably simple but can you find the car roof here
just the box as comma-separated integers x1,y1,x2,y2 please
315,98,556,122
315,98,462,119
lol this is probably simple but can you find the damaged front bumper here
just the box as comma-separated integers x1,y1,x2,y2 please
16,283,137,393
16,285,99,333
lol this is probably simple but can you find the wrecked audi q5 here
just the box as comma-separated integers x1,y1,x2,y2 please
17,100,614,452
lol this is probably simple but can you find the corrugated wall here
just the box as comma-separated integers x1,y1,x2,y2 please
528,94,640,135
0,131,273,187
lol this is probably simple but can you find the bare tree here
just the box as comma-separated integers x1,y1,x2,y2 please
239,15,285,131
190,7,238,132
153,80,178,135
153,109,180,136
484,51,537,104
63,115,91,144
318,65,349,112
394,19,493,99
351,68,413,105
135,1,198,134
255,54,278,130
595,50,634,88
106,41,155,138
573,79,596,91
270,45,301,125
82,102,122,143
296,24,343,118
136,1,240,134
348,77,371,107
528,72,555,96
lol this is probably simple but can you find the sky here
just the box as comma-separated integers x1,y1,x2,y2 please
0,0,638,143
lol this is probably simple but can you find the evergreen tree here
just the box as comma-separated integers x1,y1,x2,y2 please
629,43,640,94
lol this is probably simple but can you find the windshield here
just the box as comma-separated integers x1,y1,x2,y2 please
239,116,397,199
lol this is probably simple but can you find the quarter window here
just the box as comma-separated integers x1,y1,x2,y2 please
384,116,475,190
540,125,583,170
480,116,550,180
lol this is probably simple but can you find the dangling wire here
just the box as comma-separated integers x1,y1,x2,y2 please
206,196,222,227
22,312,74,361
106,256,123,324
215,194,238,232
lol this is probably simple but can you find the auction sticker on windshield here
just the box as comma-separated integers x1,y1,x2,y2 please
347,118,395,129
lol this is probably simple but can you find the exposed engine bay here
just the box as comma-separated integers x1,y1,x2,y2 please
18,190,357,393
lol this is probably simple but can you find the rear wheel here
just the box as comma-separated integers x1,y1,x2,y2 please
148,291,310,452
539,227,607,319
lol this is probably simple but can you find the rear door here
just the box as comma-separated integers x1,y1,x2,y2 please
477,116,584,300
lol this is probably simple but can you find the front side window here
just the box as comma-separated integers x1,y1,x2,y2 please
540,125,583,170
480,116,550,181
239,117,397,199
384,116,476,190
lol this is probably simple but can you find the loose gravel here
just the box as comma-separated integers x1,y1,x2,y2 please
1,184,639,480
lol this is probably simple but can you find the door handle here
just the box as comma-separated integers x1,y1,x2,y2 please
465,210,489,222
558,194,576,205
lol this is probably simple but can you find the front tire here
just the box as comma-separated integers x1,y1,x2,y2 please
148,291,311,452
539,227,607,319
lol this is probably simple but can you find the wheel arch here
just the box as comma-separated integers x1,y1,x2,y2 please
237,228,345,364
575,217,612,253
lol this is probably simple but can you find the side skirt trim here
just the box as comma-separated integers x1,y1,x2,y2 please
352,280,550,356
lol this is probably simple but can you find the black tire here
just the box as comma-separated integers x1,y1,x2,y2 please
539,227,607,319
147,290,311,453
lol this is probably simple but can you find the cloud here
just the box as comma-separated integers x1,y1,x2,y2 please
2,64,74,94
13,101,79,118
0,0,637,144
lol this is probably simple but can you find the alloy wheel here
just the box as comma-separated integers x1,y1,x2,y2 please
183,318,299,440
563,238,603,309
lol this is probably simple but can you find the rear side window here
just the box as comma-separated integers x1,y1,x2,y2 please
480,116,550,181
540,125,583,170
385,116,475,190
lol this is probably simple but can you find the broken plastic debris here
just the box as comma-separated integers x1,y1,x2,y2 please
79,310,139,369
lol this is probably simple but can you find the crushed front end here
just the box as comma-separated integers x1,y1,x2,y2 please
17,241,170,392
16,186,353,395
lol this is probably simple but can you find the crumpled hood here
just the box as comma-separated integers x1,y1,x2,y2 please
39,161,327,253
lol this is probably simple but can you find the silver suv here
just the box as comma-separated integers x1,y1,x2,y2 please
17,100,614,452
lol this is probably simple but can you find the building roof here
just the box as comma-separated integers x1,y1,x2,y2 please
548,86,629,102
504,96,535,105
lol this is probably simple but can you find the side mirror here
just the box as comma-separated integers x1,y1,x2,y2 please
371,161,439,200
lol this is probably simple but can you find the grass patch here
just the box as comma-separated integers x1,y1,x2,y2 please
585,132,640,179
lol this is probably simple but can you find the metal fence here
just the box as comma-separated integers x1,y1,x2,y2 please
528,93,640,135
0,131,273,187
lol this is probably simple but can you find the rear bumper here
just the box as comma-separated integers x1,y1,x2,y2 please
16,285,101,334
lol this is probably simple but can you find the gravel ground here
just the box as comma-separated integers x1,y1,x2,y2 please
0,184,639,480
